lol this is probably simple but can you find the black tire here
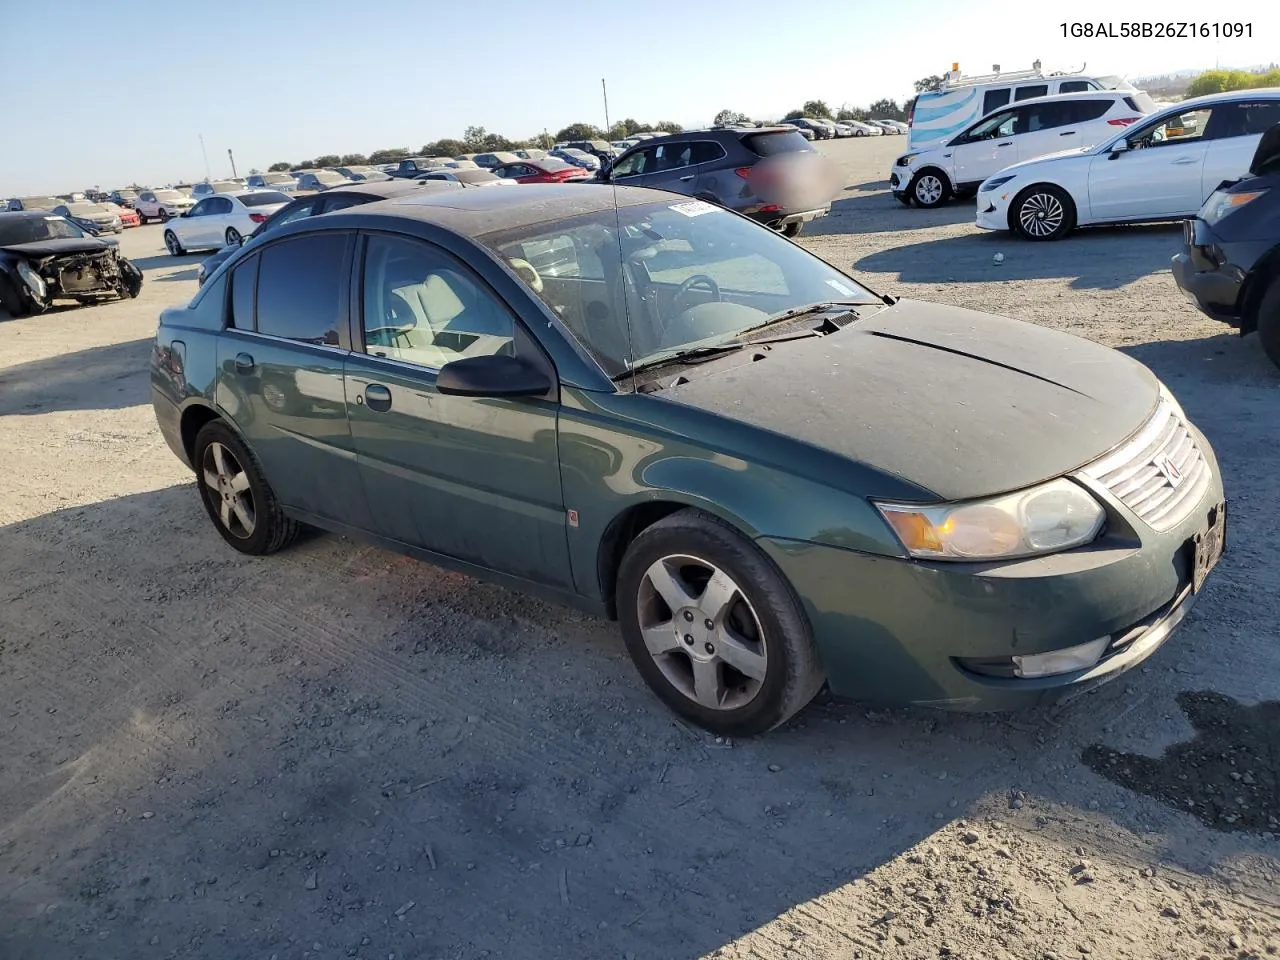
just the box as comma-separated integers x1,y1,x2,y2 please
1256,280,1280,371
616,508,825,736
136,209,148,224
193,420,300,556
225,227,241,246
164,229,185,256
896,193,913,207
782,221,804,238
908,169,951,208
160,208,171,222
1010,184,1076,241
0,275,29,318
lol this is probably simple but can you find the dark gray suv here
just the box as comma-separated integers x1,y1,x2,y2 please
598,127,837,236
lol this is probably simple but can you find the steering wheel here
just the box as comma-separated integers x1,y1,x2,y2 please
508,257,543,293
673,273,722,313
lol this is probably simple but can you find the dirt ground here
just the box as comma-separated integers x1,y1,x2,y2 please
2,138,1278,960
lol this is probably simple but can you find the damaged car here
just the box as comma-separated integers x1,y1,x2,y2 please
0,212,143,317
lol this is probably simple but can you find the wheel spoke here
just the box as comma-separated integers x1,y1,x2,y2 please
715,633,767,681
232,498,254,534
218,498,232,528
691,658,723,708
203,469,220,490
211,443,229,478
641,624,681,657
229,471,250,493
697,571,738,623
645,560,696,612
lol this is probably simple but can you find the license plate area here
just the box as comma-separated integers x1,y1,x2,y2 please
1191,501,1226,593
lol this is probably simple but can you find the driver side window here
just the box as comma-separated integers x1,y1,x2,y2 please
962,109,1017,142
612,147,655,178
188,199,211,217
1128,108,1213,149
361,235,515,371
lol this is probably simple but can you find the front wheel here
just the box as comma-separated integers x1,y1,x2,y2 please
193,420,300,556
0,276,29,318
136,209,148,224
908,170,950,208
1256,280,1280,370
225,227,241,246
159,208,171,222
164,230,185,256
1010,184,1075,241
616,509,825,736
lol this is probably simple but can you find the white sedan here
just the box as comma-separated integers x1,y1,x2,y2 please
163,190,291,255
976,88,1280,240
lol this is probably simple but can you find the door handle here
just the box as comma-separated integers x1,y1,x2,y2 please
1172,156,1198,165
234,352,255,373
364,383,392,412
1059,130,1077,136
996,141,1012,147
678,174,695,181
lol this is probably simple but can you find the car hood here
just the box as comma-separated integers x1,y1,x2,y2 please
658,299,1160,501
989,146,1095,179
1,238,114,257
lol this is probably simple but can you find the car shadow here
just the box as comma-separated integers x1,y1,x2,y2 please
0,337,153,415
155,268,200,283
0,466,1274,957
127,253,202,272
807,191,976,236
853,223,1184,290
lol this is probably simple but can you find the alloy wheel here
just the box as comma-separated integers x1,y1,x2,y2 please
202,441,256,539
915,175,943,205
635,555,768,711
164,231,180,255
1018,191,1065,238
226,228,241,246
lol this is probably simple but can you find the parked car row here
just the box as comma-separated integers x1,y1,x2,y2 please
779,118,906,140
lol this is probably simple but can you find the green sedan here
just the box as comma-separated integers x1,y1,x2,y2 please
150,185,1226,736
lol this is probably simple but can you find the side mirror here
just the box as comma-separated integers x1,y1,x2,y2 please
83,224,101,236
436,354,553,399
1109,139,1130,158
180,210,190,218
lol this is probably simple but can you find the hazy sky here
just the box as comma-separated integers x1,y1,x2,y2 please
2,0,1276,193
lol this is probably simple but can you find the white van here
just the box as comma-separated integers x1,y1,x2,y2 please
907,63,1139,151
892,90,1157,207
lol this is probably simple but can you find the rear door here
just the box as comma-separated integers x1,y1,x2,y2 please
217,231,369,527
1014,99,1083,159
1200,99,1280,197
343,232,570,584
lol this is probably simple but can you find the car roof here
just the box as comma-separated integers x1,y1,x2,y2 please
333,183,664,237
0,210,66,222
222,189,285,199
326,180,449,199
1002,90,1140,107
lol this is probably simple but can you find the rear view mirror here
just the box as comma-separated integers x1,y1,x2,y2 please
436,354,552,398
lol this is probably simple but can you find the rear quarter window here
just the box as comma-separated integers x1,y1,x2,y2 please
743,131,814,156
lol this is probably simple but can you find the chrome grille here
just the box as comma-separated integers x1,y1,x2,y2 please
1079,397,1210,532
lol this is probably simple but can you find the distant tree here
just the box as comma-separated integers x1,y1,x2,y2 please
462,126,489,149
914,74,946,93
555,122,605,142
868,98,905,120
422,138,468,157
289,159,315,171
531,131,556,149
368,147,410,165
267,161,292,172
649,120,684,133
312,154,341,167
713,109,749,126
480,131,516,151
1186,67,1280,97
837,106,869,121
801,100,833,119
782,107,804,120
610,118,644,138
340,153,368,165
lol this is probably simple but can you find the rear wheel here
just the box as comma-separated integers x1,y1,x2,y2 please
1011,184,1075,241
193,420,300,556
164,230,185,256
225,227,241,246
1256,280,1280,370
782,221,804,238
616,509,825,736
908,170,950,208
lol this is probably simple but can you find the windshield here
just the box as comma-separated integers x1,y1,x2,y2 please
154,189,183,201
240,191,291,206
115,190,137,200
0,216,87,245
312,172,347,186
481,199,879,376
264,173,294,184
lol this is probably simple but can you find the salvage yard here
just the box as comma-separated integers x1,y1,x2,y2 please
2,136,1278,959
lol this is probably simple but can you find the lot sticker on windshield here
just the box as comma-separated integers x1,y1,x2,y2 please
669,200,719,217
825,278,857,296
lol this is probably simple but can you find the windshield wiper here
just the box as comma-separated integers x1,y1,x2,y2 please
744,300,872,334
621,329,826,377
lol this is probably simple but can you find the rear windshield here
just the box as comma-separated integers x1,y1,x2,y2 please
115,190,138,199
67,203,108,215
1095,75,1135,91
21,197,62,208
457,170,498,183
240,191,291,206
744,131,815,156
264,173,295,183
1124,92,1159,114
154,190,183,201
212,182,240,192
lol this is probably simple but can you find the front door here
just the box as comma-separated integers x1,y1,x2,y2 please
344,233,571,586
1087,107,1214,221
950,107,1021,186
217,231,370,527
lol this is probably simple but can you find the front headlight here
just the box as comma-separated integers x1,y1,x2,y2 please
15,260,46,299
895,153,920,167
1198,187,1266,224
981,175,1016,193
876,478,1105,561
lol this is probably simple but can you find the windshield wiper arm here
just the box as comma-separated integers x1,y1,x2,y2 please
622,328,826,378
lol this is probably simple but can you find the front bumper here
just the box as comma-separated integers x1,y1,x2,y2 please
757,423,1225,711
748,206,830,229
975,191,1013,231
1170,217,1261,325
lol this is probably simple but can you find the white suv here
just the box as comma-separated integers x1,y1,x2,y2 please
134,188,195,223
891,91,1155,208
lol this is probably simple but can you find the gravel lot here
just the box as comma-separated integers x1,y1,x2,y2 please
2,137,1278,960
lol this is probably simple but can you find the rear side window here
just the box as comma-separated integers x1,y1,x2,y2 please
1124,92,1158,114
690,141,727,163
1014,84,1049,101
1069,99,1112,123
983,88,1011,113
1206,100,1280,139
1018,101,1074,131
255,234,347,344
1058,80,1091,93
743,131,813,155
